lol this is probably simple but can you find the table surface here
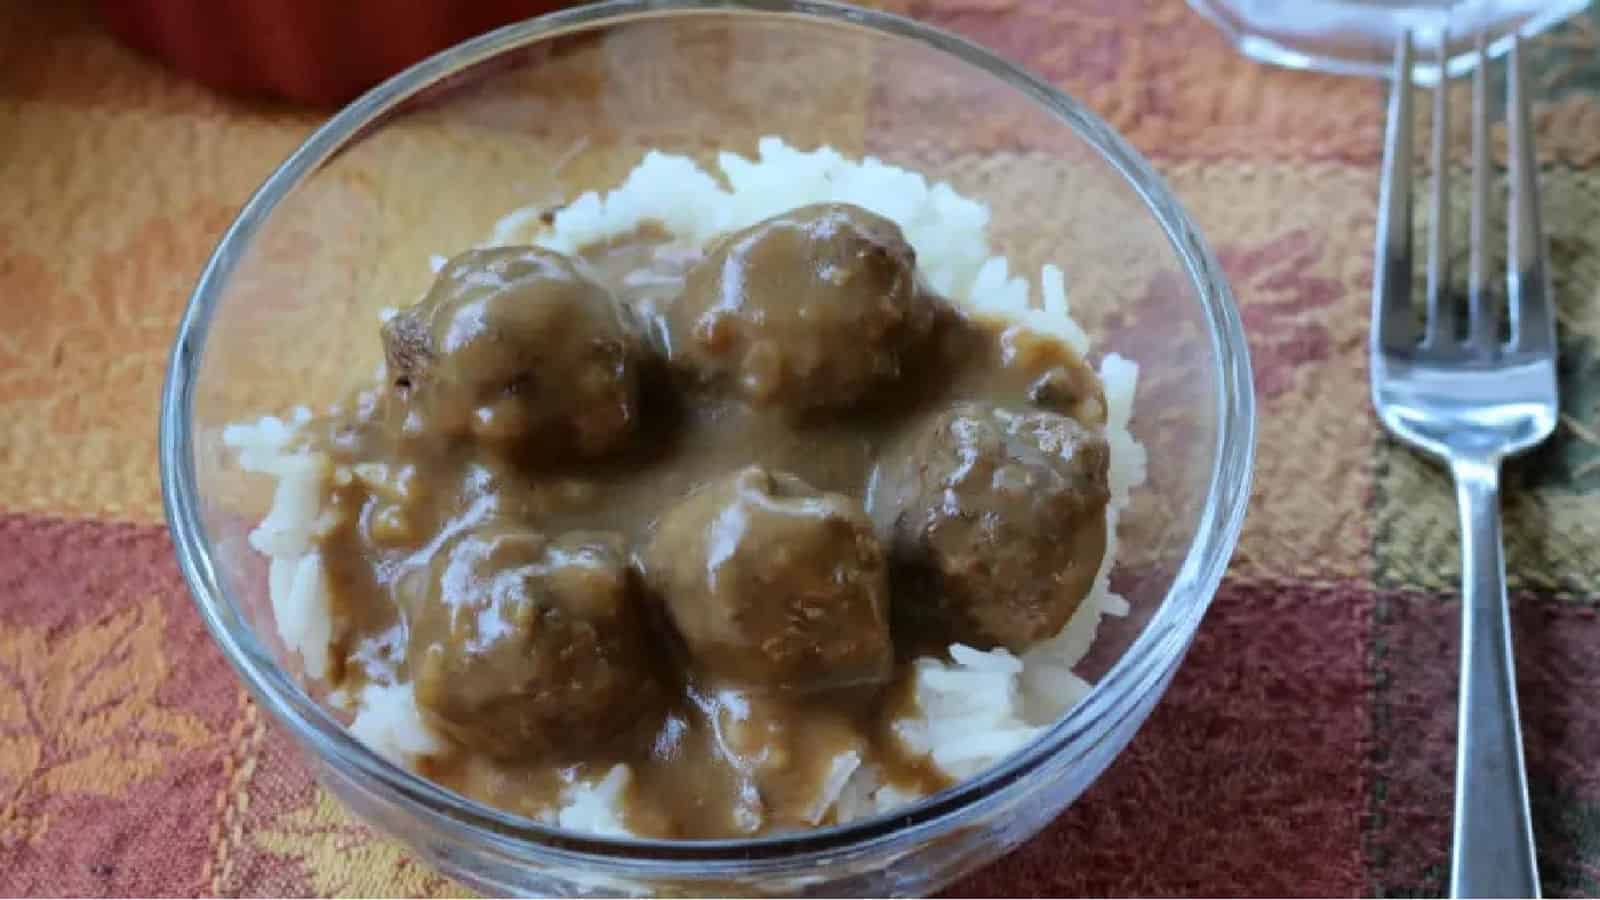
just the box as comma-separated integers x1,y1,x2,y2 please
3,0,1600,896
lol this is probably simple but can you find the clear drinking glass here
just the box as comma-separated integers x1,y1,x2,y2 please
1188,0,1587,82
160,1,1255,895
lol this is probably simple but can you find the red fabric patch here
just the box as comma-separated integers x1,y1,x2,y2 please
1368,589,1600,896
0,514,241,896
951,579,1373,897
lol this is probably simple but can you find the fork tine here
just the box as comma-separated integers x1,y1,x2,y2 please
1424,32,1455,347
1467,34,1495,349
1374,33,1416,353
1507,35,1555,354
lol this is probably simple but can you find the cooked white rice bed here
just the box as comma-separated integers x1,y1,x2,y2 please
228,136,1146,833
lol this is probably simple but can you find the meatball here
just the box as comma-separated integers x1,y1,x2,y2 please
382,246,649,459
407,524,665,760
668,203,935,415
868,405,1111,652
643,466,892,693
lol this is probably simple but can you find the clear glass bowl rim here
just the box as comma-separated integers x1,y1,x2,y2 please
159,0,1256,868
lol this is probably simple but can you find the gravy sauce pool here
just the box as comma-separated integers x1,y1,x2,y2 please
304,205,1110,838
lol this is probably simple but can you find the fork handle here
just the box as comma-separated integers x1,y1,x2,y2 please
1449,454,1540,899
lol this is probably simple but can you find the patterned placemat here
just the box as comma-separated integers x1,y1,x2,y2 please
2,0,1599,895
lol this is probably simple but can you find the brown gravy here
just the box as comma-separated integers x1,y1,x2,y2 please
302,204,1110,839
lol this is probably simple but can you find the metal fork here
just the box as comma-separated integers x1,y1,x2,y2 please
1371,32,1556,900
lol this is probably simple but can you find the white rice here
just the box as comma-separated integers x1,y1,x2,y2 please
228,136,1145,834
349,682,444,766
555,764,634,837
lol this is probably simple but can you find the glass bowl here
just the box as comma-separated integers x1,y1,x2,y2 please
1187,0,1587,84
159,1,1255,895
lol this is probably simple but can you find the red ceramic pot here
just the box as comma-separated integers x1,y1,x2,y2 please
98,0,585,107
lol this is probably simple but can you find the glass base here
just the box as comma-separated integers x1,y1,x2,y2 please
1188,0,1589,83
